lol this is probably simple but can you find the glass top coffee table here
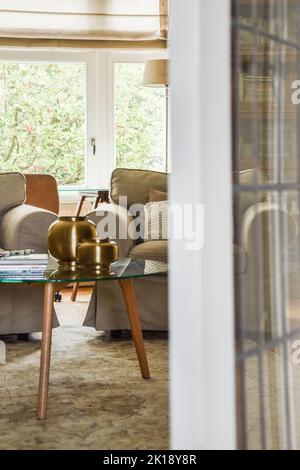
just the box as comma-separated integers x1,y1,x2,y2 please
0,258,167,419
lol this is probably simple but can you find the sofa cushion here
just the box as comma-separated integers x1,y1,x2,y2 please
0,172,25,216
110,168,168,208
130,242,244,272
149,189,168,202
129,240,168,263
144,201,168,241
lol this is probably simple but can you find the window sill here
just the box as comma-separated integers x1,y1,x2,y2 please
59,190,80,203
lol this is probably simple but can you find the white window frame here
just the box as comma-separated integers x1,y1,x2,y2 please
0,49,99,201
0,49,168,202
107,49,169,178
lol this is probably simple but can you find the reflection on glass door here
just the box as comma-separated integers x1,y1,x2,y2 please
232,0,300,449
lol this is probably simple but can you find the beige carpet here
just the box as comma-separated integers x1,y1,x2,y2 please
0,294,169,450
240,341,300,450
4,290,299,450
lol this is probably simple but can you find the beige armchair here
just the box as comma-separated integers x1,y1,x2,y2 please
0,172,59,335
234,169,297,336
83,167,297,337
84,168,168,332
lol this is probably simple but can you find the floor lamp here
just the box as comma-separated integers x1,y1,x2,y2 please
143,59,169,173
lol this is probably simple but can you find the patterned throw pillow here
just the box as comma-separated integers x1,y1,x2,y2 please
144,200,168,241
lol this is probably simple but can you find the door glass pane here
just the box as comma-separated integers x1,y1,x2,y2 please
233,0,300,449
0,62,86,186
114,62,166,171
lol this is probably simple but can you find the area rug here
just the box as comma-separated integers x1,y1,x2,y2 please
0,301,169,450
240,341,300,450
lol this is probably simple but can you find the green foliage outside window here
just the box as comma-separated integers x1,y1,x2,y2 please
115,63,166,172
0,61,165,187
0,62,85,186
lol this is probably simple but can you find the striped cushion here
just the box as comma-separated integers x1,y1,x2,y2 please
144,200,168,241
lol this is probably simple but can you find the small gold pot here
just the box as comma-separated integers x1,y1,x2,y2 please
48,216,97,270
76,237,118,274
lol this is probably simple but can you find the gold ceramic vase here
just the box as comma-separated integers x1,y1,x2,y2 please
76,237,118,274
48,216,97,270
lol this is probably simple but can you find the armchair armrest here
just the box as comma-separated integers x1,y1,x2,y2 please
87,203,134,257
240,202,297,334
0,204,57,253
241,201,297,253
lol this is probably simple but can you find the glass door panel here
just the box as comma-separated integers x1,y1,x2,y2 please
232,0,300,449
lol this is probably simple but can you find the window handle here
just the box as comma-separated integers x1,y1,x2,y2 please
91,138,96,155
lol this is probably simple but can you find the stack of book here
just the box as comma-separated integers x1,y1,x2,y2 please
0,254,49,279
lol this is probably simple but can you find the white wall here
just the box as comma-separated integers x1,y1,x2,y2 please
169,0,236,449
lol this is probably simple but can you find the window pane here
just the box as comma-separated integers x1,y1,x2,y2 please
114,62,166,172
0,62,86,186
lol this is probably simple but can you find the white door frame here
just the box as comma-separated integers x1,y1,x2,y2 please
169,0,236,449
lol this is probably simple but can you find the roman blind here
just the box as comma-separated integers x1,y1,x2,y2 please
0,0,168,46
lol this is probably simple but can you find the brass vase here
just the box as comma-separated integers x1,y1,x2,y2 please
48,216,97,270
76,237,118,274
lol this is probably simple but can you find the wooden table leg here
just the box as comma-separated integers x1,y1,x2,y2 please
119,279,150,379
71,282,79,302
37,282,54,420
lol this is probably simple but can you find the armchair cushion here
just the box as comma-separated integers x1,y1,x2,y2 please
130,240,167,263
149,189,168,202
110,168,168,208
0,172,25,215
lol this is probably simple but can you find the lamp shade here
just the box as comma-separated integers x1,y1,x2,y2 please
143,59,169,87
